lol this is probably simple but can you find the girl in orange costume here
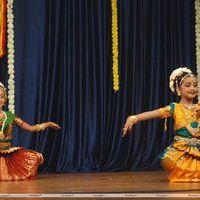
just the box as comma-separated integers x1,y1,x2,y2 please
0,83,61,181
123,67,200,182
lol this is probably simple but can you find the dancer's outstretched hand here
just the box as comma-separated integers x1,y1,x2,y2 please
45,122,61,130
122,116,138,137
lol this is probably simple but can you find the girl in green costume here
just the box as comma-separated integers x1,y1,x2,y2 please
0,83,61,181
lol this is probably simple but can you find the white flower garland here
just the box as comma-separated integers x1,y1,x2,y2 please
195,0,200,100
7,0,15,113
169,67,192,93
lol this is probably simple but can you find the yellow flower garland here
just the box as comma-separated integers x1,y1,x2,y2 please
111,0,119,92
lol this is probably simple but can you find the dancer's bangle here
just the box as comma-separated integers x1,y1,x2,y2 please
14,117,24,127
35,123,46,132
130,115,138,124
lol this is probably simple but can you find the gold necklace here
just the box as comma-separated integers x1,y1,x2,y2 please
180,103,195,110
0,111,7,139
0,112,4,119
180,103,196,121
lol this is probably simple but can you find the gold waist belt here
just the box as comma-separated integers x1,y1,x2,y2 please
0,142,11,149
174,135,200,146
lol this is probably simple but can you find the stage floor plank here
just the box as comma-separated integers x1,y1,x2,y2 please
0,171,200,199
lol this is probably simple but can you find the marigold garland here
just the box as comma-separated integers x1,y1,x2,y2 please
7,0,15,113
0,0,6,57
111,0,119,92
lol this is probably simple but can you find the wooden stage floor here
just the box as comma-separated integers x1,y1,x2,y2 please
0,171,200,199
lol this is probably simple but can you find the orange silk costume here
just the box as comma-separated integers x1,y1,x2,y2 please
0,111,43,181
159,102,200,182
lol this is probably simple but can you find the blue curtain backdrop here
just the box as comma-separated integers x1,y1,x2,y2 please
1,0,195,172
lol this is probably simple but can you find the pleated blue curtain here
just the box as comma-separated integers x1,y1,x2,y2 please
2,0,194,172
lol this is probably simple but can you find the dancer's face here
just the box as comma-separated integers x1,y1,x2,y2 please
0,89,6,108
179,76,198,101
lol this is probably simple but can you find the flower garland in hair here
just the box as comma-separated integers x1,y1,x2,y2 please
169,67,192,93
195,0,200,100
111,0,119,92
7,0,15,113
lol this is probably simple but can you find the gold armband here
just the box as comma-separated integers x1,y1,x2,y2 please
35,123,46,132
159,106,171,119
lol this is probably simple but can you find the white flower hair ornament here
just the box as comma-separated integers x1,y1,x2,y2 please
0,82,6,91
169,67,192,93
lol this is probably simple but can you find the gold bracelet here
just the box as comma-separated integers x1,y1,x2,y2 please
14,117,24,126
129,115,138,124
35,123,46,132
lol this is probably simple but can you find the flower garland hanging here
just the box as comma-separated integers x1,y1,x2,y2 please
195,0,200,100
0,0,7,58
7,0,15,113
111,0,119,92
